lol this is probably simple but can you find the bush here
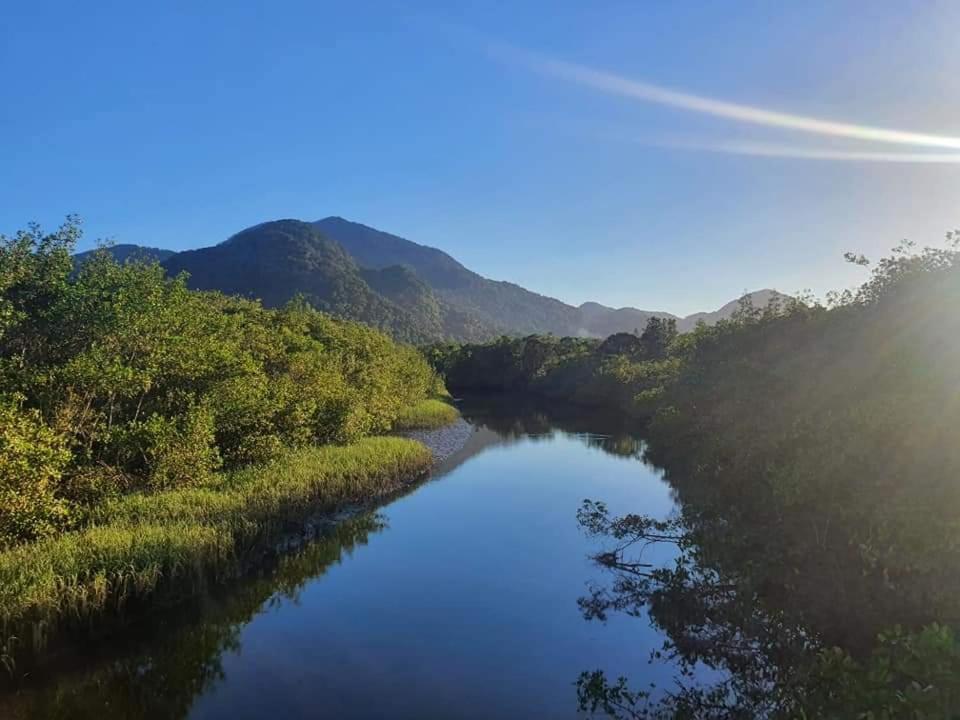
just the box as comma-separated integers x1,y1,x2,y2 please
141,404,222,490
0,395,72,546
0,219,445,545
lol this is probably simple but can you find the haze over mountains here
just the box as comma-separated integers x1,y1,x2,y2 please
79,217,785,342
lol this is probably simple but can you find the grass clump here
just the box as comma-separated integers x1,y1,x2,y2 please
392,398,459,430
0,437,432,654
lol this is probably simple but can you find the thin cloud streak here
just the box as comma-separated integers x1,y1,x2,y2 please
652,139,960,163
500,47,960,150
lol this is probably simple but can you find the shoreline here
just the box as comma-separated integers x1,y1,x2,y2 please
1,414,475,683
402,417,474,465
0,437,435,678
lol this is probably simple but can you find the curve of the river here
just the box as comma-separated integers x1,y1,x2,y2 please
3,395,706,719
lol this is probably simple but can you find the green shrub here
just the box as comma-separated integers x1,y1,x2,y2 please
140,404,222,490
0,395,72,546
207,373,285,466
0,219,445,543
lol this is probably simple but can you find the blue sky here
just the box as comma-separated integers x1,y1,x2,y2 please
3,1,959,315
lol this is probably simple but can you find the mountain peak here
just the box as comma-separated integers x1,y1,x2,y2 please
74,243,175,265
224,218,319,244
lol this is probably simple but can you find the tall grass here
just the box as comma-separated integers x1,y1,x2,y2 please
0,437,432,657
392,398,459,430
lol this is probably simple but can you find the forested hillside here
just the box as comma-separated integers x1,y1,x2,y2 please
161,220,436,343
316,217,785,337
314,216,580,336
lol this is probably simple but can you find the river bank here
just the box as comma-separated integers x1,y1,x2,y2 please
402,416,473,464
0,437,439,675
0,395,673,720
0,396,469,682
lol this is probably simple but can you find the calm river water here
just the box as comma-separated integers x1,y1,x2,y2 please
4,396,705,719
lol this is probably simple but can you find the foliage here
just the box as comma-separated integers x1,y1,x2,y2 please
0,395,71,545
0,437,432,656
0,219,443,549
637,316,676,360
443,232,960,717
429,316,683,417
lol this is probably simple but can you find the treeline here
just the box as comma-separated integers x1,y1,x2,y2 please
0,218,441,549
431,235,960,717
426,315,686,417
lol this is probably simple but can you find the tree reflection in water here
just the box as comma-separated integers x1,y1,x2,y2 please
456,393,646,461
1,514,387,720
576,459,960,718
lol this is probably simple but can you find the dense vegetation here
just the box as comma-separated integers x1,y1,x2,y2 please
431,234,960,717
427,314,685,417
0,218,450,663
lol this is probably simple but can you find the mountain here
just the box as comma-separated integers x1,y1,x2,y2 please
161,220,436,343
581,290,789,334
679,289,787,330
578,301,679,338
314,217,579,336
71,218,790,343
355,265,492,342
74,244,175,265
314,218,789,338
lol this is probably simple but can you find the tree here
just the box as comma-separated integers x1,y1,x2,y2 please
638,317,677,360
598,332,642,357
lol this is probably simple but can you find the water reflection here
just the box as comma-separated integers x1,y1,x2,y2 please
2,396,678,719
574,428,960,717
455,392,647,461
1,514,388,719
10,394,943,718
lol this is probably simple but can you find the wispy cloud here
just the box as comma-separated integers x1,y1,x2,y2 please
495,46,960,151
650,139,960,163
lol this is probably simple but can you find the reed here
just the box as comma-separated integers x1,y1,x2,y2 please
0,437,432,655
392,398,459,430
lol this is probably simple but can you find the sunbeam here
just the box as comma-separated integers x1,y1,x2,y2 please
498,46,960,150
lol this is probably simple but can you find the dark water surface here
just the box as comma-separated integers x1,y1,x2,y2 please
4,396,701,719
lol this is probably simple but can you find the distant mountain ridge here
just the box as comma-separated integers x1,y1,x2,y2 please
577,288,787,334
679,289,785,330
74,244,175,265
311,217,786,336
578,301,675,338
78,217,788,342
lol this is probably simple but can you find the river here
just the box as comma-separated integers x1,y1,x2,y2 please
3,395,707,719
